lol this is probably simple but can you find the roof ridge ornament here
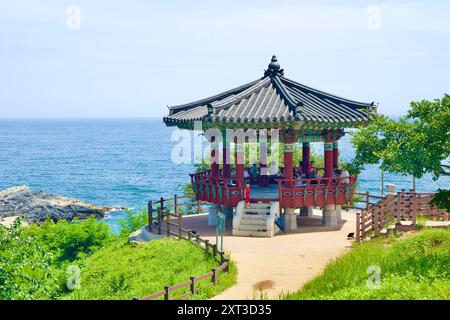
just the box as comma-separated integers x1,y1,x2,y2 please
264,55,284,77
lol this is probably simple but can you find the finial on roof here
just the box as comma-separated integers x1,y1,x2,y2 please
264,55,284,77
268,55,280,70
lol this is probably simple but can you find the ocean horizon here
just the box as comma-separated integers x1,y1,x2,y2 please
1,118,447,231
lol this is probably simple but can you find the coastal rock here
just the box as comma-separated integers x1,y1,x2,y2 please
0,186,111,223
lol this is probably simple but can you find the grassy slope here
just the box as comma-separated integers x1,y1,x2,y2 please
283,228,450,300
67,238,237,300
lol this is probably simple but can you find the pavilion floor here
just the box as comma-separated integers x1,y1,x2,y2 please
179,209,356,299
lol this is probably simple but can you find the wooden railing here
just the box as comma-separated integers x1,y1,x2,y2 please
190,170,245,207
355,189,449,241
278,176,358,208
147,194,207,233
190,169,358,208
140,205,229,300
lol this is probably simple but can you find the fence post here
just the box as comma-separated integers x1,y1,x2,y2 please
360,209,366,240
211,268,217,285
365,191,370,211
157,207,162,235
190,276,196,294
164,286,170,300
401,189,407,219
166,210,170,237
213,244,217,257
356,211,361,241
224,258,229,273
373,206,378,235
396,192,401,223
160,196,165,212
160,197,165,235
175,194,182,238
204,239,209,251
174,194,178,216
386,184,396,227
148,201,153,232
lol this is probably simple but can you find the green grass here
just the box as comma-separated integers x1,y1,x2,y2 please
282,228,450,300
66,238,237,300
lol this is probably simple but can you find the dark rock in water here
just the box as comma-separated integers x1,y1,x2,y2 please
0,186,111,223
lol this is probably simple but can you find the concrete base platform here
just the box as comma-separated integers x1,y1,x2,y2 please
128,225,165,243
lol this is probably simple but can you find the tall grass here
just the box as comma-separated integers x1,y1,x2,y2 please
67,238,237,300
282,228,450,300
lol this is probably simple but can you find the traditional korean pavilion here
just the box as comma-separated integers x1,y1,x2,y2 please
163,56,376,235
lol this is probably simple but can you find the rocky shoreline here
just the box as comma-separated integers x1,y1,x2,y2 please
0,186,111,223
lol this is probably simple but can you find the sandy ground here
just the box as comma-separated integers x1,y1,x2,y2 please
181,209,356,300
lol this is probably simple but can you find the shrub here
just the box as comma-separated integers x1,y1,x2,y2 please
25,216,115,264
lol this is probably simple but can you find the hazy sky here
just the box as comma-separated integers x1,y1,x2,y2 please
1,0,449,118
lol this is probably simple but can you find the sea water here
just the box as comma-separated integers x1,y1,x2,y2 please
0,119,448,231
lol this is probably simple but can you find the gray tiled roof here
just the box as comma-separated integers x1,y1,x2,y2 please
163,56,375,128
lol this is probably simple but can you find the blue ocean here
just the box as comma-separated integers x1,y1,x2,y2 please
0,119,448,231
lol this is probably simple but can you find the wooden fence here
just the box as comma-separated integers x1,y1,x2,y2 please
139,195,228,300
146,194,207,234
354,189,449,241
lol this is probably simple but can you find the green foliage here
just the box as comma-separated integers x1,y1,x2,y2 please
0,217,65,299
67,238,237,300
0,217,114,299
25,217,115,263
430,189,450,211
1,217,236,300
350,94,450,208
118,209,148,237
283,228,450,300
183,182,194,195
351,95,450,179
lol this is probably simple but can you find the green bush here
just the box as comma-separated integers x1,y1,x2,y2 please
1,217,236,300
118,209,147,237
0,217,65,299
25,217,115,264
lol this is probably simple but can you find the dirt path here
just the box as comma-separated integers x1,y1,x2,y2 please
182,209,356,300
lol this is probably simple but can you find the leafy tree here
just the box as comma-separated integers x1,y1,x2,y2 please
350,94,450,209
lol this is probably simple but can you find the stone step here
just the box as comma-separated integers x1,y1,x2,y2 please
248,203,271,209
243,208,271,214
241,214,270,220
239,223,275,232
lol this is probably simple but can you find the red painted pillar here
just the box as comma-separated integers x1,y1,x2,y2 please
210,136,219,178
333,141,339,169
302,142,310,175
283,130,295,187
324,140,334,178
234,136,245,186
222,131,231,179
